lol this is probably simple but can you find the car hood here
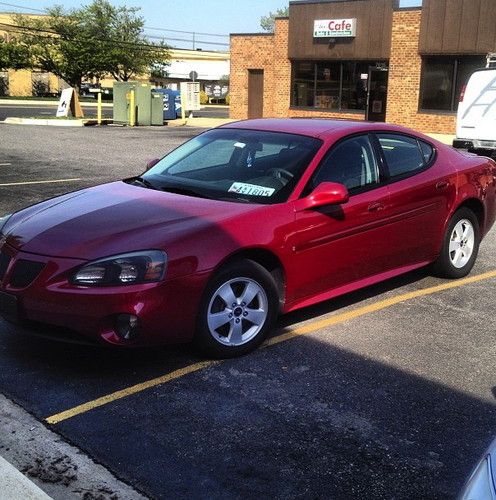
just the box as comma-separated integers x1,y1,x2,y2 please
3,181,259,260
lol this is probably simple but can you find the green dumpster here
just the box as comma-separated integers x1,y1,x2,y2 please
151,92,164,125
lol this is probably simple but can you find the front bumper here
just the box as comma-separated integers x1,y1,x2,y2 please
0,242,206,346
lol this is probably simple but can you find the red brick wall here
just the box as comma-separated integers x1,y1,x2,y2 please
287,109,365,120
386,9,456,134
271,19,292,117
231,11,457,135
230,19,292,119
230,19,363,121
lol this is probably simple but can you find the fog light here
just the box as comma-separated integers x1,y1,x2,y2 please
115,314,140,340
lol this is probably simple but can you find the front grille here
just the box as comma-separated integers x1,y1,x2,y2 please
0,252,11,282
9,259,45,288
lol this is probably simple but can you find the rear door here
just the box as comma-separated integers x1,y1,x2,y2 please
375,133,455,269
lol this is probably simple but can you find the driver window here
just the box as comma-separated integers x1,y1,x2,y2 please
311,135,379,191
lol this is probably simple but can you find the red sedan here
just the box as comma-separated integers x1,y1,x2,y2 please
0,119,495,357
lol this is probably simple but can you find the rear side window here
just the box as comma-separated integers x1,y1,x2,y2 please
419,140,435,164
377,134,433,178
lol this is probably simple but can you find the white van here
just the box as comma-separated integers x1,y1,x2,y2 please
453,65,496,158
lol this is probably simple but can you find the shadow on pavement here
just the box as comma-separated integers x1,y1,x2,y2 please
0,267,494,498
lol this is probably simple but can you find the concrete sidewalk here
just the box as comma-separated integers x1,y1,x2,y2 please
0,455,52,500
166,116,236,128
0,394,147,500
427,133,456,145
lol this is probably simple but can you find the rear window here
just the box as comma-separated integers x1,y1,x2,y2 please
377,134,433,178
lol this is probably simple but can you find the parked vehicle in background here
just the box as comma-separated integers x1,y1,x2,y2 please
453,54,496,159
79,84,113,101
459,437,496,499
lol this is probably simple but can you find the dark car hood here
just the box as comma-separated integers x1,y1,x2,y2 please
4,181,258,260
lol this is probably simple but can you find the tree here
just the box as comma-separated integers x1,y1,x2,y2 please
260,7,289,32
0,38,31,71
76,0,169,82
9,0,169,90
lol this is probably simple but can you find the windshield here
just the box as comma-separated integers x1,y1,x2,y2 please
142,128,322,204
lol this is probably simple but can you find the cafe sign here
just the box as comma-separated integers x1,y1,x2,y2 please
313,18,357,38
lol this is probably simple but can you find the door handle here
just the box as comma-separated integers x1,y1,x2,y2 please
368,202,385,212
436,181,449,189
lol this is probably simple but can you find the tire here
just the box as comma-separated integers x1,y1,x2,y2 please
432,208,480,278
194,259,279,358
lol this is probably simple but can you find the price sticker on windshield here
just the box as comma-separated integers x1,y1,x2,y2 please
228,182,275,197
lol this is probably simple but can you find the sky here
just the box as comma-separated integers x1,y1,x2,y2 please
0,0,423,51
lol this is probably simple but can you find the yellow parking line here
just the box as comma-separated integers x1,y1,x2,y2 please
45,269,496,425
0,178,81,187
265,269,496,346
46,360,221,425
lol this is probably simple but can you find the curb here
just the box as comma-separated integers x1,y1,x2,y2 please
166,117,236,128
426,133,456,145
0,454,52,500
3,117,85,127
0,99,113,108
2,117,233,128
2,117,113,127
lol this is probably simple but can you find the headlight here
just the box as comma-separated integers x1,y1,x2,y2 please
71,250,167,286
0,213,12,234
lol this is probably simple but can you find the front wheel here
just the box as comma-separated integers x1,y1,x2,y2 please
432,208,480,278
194,259,279,358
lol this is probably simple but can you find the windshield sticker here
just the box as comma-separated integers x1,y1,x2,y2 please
234,142,246,148
228,182,275,197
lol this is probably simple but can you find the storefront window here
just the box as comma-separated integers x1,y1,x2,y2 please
341,62,370,111
315,62,340,109
419,56,485,112
293,61,315,107
291,60,386,111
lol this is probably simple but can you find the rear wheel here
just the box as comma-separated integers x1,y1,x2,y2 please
195,259,279,358
432,208,480,278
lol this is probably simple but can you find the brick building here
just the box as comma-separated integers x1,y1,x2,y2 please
230,0,496,135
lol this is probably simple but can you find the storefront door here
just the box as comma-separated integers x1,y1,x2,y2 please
248,69,264,119
366,67,388,122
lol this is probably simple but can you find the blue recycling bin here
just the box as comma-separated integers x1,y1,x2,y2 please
172,91,181,118
153,89,177,120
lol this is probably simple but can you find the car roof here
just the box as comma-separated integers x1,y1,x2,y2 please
220,118,425,140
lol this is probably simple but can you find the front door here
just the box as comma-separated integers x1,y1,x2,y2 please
248,69,264,119
287,134,391,305
366,67,388,122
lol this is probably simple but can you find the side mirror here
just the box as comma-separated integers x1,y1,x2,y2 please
146,158,160,171
294,182,349,212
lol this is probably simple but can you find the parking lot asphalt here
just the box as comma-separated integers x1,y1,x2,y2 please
0,123,495,499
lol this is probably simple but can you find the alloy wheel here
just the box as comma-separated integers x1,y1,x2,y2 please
207,277,268,346
448,218,475,269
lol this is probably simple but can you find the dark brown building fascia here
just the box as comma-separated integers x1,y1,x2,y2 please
419,0,496,55
288,0,396,60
